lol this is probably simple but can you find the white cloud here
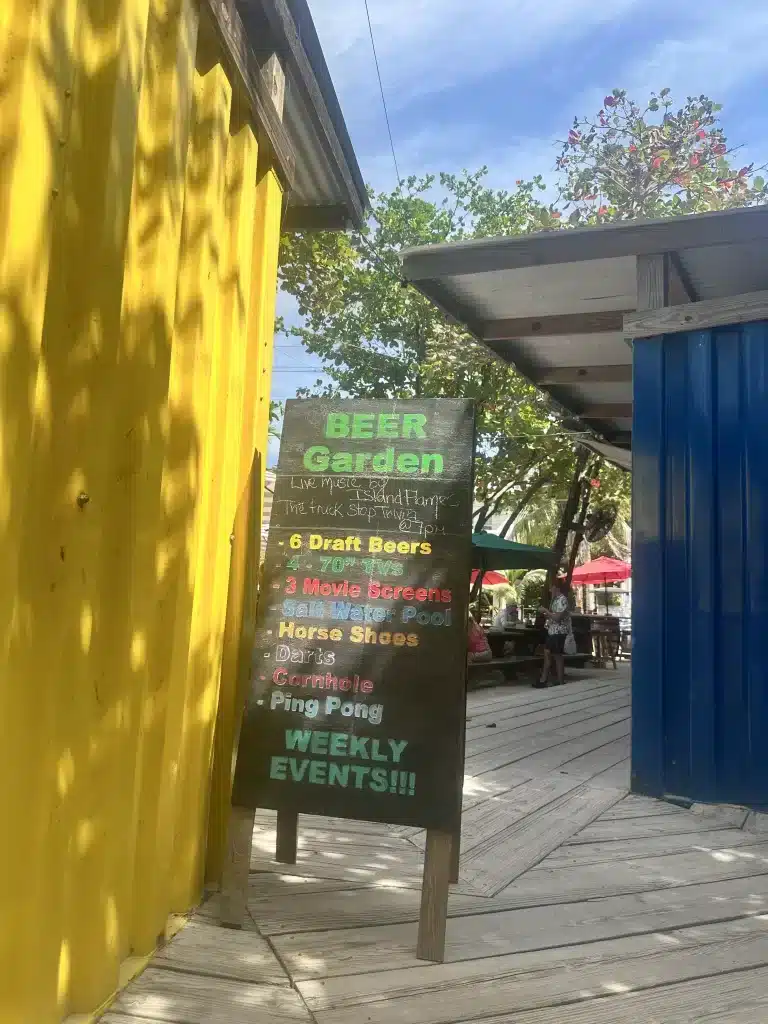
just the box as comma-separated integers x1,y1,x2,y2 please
308,0,643,114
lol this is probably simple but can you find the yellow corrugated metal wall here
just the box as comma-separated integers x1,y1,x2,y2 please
0,0,283,1020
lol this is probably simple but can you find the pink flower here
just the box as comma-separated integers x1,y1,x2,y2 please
604,95,616,107
628,144,637,152
583,194,597,201
568,130,581,144
690,153,700,167
652,157,663,170
551,211,562,220
713,143,727,155
696,130,706,140
597,206,608,216
738,166,750,177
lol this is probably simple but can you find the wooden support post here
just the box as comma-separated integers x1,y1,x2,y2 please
219,806,256,928
449,828,461,885
275,808,298,864
417,830,453,962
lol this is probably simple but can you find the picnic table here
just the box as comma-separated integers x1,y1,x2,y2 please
485,626,542,659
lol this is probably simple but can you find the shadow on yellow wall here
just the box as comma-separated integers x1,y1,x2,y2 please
0,1,281,1019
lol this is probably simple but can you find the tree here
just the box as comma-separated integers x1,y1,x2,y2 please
279,170,580,525
557,89,768,224
277,90,766,543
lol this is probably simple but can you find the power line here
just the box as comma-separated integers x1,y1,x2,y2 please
363,0,401,188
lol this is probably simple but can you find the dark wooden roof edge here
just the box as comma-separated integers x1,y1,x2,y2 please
203,0,368,229
203,0,296,189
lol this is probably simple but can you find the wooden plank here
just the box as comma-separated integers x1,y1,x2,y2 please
542,827,768,869
570,809,741,843
401,207,768,282
636,252,670,311
465,688,629,736
416,830,452,962
483,310,630,341
600,794,689,819
110,967,312,1022
500,721,630,777
201,0,295,188
298,916,768,1024
459,784,623,895
579,403,633,419
625,287,768,339
471,963,768,1023
275,808,298,864
152,921,289,985
253,841,768,936
465,699,630,761
468,720,630,780
410,775,585,855
556,734,630,780
220,805,256,927
535,364,632,385
589,756,630,791
270,873,768,979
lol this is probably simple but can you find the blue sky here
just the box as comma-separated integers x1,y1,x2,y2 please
270,0,768,460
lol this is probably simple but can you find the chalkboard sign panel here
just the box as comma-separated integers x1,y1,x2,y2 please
231,398,475,831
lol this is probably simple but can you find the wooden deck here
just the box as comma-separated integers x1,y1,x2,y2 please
103,666,768,1023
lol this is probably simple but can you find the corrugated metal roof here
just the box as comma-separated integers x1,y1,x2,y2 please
401,206,768,450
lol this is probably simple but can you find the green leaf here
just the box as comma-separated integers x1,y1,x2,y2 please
755,175,765,190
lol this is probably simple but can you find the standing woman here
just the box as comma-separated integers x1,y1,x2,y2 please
535,578,571,688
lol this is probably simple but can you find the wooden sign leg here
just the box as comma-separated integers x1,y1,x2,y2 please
416,829,452,962
275,808,298,864
449,828,461,885
220,806,256,928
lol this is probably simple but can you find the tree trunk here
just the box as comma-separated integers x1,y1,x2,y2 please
498,475,551,539
546,448,590,592
565,459,599,587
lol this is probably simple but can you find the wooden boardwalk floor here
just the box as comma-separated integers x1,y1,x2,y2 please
103,666,768,1023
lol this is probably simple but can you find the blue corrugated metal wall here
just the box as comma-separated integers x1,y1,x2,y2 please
632,322,768,808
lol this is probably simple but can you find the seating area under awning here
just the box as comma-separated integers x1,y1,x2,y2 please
400,206,768,459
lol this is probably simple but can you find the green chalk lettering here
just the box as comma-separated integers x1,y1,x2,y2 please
349,736,369,759
369,739,388,762
328,763,350,787
402,413,427,438
329,732,349,757
325,413,349,437
289,758,309,781
388,739,408,763
285,730,312,752
350,413,375,438
396,453,419,473
349,765,370,789
309,731,330,755
369,768,389,792
309,760,328,785
377,413,398,438
420,453,444,474
269,756,288,780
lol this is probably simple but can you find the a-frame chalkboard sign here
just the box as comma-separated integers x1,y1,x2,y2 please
221,398,474,961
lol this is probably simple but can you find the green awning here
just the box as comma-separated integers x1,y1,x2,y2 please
471,532,556,571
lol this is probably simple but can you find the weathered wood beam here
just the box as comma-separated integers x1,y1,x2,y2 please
625,288,768,340
202,0,295,189
484,310,630,341
579,403,633,419
535,364,632,385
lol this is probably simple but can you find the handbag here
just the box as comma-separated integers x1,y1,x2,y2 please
564,632,577,656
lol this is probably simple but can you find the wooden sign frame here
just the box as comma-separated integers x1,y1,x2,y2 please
220,399,474,961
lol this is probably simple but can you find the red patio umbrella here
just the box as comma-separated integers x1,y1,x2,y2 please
571,556,631,584
571,556,630,617
470,569,508,587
